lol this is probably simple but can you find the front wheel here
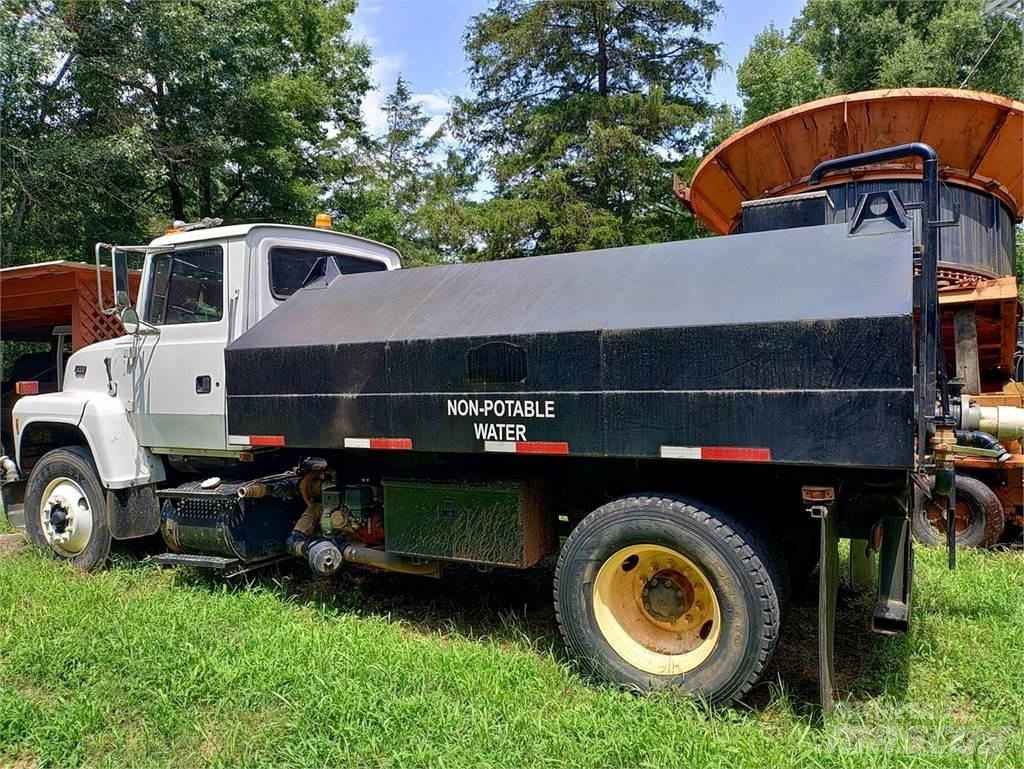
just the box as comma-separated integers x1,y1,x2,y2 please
554,494,784,704
24,446,111,571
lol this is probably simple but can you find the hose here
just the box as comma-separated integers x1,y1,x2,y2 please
955,430,1011,462
285,470,341,575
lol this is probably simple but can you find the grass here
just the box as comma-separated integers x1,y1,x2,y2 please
0,545,1021,768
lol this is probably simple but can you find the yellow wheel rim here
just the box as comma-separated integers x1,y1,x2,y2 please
592,544,721,676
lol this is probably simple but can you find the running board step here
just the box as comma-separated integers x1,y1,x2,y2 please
150,553,239,570
148,552,292,577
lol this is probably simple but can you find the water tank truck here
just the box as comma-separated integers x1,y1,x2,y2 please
0,125,990,706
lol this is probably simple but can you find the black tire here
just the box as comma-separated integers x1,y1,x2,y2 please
912,475,1005,548
24,446,111,571
554,494,784,704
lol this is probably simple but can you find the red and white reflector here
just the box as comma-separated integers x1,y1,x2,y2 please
660,445,771,463
15,381,39,395
484,440,569,455
228,434,286,447
344,437,413,450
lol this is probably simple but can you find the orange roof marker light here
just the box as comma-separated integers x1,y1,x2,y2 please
678,88,1024,235
314,213,332,229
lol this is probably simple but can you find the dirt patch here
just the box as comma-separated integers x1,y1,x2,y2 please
0,533,26,556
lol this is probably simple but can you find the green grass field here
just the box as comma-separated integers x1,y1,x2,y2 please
0,541,1021,768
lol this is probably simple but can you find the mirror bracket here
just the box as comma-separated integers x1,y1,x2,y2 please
94,242,174,316
118,306,159,338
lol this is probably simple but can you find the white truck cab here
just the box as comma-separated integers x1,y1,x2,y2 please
3,221,400,532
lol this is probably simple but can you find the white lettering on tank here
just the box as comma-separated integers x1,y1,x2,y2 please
450,398,558,445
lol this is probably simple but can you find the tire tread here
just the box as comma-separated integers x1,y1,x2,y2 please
554,493,783,702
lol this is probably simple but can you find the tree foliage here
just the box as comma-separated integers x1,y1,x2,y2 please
2,0,369,263
737,0,1023,124
11,0,1016,274
736,24,823,124
330,76,478,266
453,0,723,258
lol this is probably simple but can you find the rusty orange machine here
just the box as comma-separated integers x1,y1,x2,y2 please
0,260,141,453
678,87,1024,546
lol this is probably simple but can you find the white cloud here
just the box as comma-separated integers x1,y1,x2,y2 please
413,92,450,115
362,53,404,135
349,5,454,140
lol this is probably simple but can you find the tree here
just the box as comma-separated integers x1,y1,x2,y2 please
1,1,154,263
736,25,824,124
1,0,371,265
737,0,1022,125
343,76,441,254
453,0,722,259
331,75,476,265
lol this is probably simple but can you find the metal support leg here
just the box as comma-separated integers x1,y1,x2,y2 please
818,505,839,713
873,515,913,635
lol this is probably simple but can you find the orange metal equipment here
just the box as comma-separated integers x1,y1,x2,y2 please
678,88,1023,236
0,260,141,350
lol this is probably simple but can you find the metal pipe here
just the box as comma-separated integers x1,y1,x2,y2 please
955,430,1011,462
236,472,302,499
961,403,1024,441
341,544,441,577
237,482,268,499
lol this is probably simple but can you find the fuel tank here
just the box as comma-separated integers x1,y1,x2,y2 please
225,217,916,469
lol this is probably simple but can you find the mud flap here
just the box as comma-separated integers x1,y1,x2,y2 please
848,538,877,593
818,505,839,713
0,479,26,530
107,485,161,540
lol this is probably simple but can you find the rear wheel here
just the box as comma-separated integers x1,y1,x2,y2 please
912,475,1004,548
24,447,111,571
554,494,784,704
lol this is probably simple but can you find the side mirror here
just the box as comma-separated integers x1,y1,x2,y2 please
119,306,141,335
112,249,131,309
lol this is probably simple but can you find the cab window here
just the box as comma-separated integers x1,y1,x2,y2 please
144,246,224,325
269,246,386,299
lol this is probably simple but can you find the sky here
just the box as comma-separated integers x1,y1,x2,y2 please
350,0,807,137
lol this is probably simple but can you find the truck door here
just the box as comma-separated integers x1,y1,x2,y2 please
127,242,230,450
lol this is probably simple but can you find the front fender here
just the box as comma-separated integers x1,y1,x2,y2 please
14,391,164,489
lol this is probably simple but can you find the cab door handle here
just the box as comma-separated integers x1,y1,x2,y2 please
195,375,212,394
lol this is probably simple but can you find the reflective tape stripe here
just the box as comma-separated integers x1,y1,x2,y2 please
228,434,286,447
515,441,569,455
701,446,771,462
249,435,286,447
369,438,413,450
484,440,569,455
344,437,412,450
661,445,771,462
483,441,517,453
659,446,702,460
